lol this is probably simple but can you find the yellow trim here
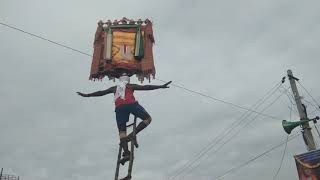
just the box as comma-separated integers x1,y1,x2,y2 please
295,156,320,169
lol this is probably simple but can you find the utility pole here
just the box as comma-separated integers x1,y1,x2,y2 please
287,69,316,151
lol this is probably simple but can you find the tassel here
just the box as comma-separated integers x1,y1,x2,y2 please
134,26,144,60
103,31,107,59
134,27,141,57
104,28,112,60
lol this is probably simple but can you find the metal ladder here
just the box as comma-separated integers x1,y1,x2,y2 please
114,116,138,180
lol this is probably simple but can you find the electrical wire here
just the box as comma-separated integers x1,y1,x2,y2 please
177,87,287,179
166,82,283,180
297,81,320,113
300,93,320,116
308,108,320,117
280,86,296,107
0,21,284,122
0,21,295,180
314,124,320,138
273,104,292,180
156,78,282,121
211,132,301,180
272,135,289,180
0,22,92,57
280,86,301,117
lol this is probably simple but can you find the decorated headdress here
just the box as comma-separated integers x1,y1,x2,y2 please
89,17,156,82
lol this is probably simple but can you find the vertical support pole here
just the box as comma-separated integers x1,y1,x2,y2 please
127,116,137,178
115,141,122,180
0,168,3,179
287,69,316,151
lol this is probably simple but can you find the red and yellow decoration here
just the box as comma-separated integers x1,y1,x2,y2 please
90,17,155,82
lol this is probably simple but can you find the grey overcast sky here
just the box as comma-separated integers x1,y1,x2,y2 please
1,0,320,180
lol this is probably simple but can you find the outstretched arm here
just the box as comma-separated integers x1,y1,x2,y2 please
128,81,172,91
77,86,116,97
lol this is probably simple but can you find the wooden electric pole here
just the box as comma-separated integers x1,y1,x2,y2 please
287,69,316,151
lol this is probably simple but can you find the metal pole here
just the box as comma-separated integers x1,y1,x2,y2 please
287,69,316,150
0,168,3,179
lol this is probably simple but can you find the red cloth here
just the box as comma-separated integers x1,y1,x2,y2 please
115,87,137,107
139,22,155,79
90,24,106,80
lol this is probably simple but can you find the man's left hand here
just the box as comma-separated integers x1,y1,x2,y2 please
77,92,89,97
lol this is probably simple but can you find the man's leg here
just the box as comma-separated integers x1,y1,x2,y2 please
136,117,152,134
130,103,152,135
119,130,130,156
118,129,131,165
116,107,130,157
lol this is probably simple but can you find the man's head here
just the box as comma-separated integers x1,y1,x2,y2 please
98,20,103,26
119,73,130,84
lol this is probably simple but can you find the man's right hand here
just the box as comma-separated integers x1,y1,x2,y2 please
161,81,172,88
77,92,89,97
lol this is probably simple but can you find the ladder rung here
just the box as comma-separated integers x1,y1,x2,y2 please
126,123,135,127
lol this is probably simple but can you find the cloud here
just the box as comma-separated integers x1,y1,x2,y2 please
1,0,320,180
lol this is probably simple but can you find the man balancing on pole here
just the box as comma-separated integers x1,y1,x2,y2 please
77,73,171,164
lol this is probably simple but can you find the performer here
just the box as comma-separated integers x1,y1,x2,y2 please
77,73,171,163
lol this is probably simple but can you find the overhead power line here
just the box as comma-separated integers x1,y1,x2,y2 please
297,81,320,113
272,102,293,180
273,106,292,180
273,135,289,180
211,132,301,180
0,22,92,57
167,81,284,179
176,86,287,180
1,21,292,179
0,21,283,121
1,21,298,180
156,78,282,120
